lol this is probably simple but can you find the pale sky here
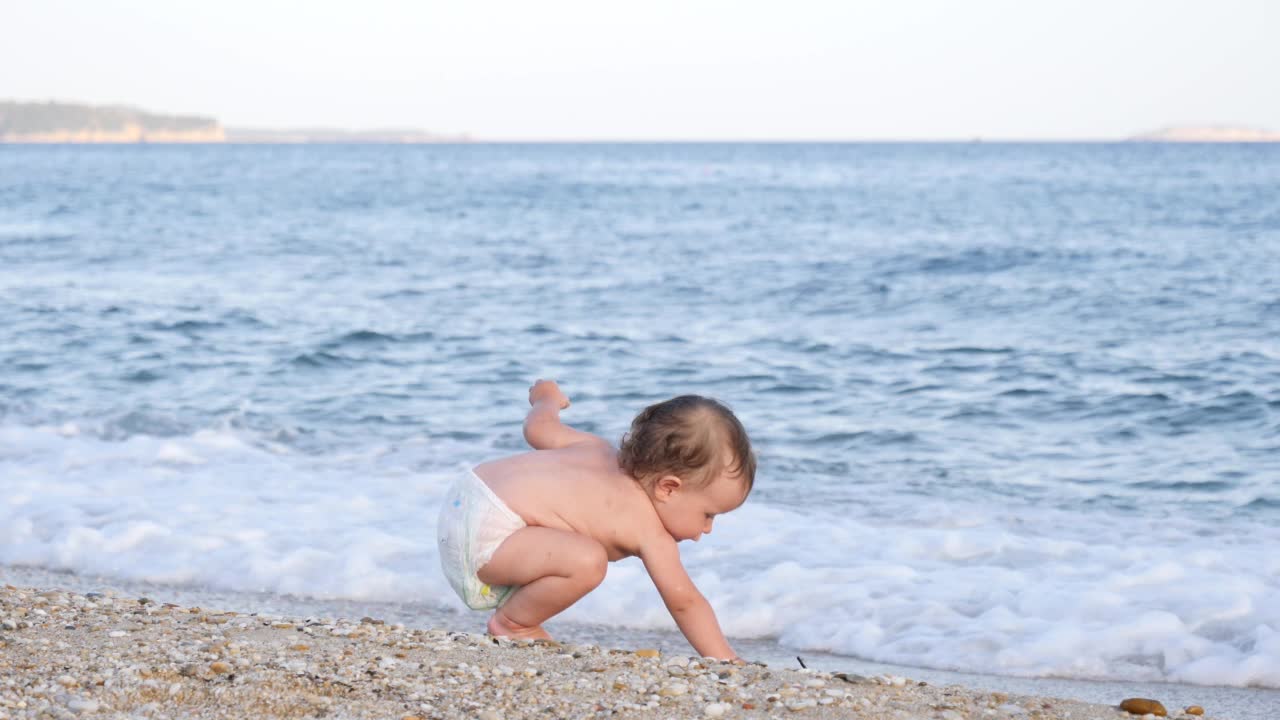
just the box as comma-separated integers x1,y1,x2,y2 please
3,0,1277,140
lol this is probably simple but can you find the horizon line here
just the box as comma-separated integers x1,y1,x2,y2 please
8,137,1277,145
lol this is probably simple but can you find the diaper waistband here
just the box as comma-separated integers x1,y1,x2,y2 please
464,469,525,526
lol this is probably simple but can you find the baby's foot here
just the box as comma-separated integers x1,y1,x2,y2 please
488,611,553,641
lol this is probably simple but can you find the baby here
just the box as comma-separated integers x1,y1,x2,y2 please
437,379,755,660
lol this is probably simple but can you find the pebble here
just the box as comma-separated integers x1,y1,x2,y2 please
65,699,99,713
1119,698,1167,717
659,682,690,696
703,701,730,717
1185,706,1205,716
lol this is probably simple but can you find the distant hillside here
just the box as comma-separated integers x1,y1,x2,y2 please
0,100,224,143
1131,125,1280,142
0,99,464,144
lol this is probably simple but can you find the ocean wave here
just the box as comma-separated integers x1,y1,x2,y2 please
808,430,922,447
321,330,437,348
878,247,1052,277
289,351,355,369
121,369,163,383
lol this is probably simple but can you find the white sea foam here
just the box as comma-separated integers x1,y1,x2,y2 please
1,423,1277,688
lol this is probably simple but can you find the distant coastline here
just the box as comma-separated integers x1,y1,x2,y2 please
3,99,1278,143
1,100,223,143
0,100,466,144
1129,126,1280,142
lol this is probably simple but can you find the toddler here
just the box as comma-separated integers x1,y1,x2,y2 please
437,379,755,660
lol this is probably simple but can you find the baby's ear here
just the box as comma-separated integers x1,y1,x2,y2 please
655,475,682,499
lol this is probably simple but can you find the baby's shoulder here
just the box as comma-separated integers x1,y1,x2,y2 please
552,441,624,478
559,437,618,460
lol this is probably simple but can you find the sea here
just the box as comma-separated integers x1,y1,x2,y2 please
2,143,1278,712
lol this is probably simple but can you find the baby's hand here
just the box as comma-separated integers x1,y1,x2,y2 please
529,379,570,410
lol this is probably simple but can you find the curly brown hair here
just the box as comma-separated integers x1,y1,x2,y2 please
618,395,755,492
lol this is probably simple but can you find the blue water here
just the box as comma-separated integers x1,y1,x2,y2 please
2,143,1278,688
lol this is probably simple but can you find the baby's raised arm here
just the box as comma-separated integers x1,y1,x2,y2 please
523,379,604,450
640,534,738,661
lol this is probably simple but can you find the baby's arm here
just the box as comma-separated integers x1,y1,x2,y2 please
523,379,603,450
640,534,738,661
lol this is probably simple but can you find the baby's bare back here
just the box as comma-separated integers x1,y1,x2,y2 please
473,443,655,560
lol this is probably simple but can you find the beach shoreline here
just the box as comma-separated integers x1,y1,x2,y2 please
1,577,1246,720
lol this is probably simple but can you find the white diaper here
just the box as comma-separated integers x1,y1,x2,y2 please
437,469,527,610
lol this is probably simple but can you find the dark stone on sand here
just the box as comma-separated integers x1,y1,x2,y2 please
1119,697,1167,716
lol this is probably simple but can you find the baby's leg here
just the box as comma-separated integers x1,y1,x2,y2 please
476,527,608,641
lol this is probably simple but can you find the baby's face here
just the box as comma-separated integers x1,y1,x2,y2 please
657,472,748,543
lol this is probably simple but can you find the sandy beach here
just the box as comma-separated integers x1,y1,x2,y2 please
1,584,1223,720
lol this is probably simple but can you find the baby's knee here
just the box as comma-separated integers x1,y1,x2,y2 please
571,541,608,590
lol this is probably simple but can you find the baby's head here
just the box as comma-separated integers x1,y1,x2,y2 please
619,395,756,542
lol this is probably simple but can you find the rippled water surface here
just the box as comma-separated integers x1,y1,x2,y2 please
2,143,1278,687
